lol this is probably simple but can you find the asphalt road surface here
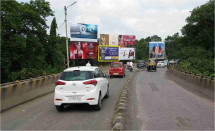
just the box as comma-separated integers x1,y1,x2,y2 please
1,70,133,130
125,68,214,130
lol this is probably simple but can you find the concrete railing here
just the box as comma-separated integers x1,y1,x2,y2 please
0,66,109,112
166,68,214,100
0,73,62,112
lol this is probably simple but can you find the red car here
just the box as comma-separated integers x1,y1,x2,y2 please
109,62,125,78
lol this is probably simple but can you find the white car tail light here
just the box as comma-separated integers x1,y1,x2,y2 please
83,80,97,86
55,81,66,86
87,98,95,100
55,98,63,101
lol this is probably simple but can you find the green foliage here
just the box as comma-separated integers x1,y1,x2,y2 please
1,1,67,83
145,35,162,43
136,35,162,61
166,0,214,77
135,38,148,60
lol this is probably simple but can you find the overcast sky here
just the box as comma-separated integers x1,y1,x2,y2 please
19,0,209,40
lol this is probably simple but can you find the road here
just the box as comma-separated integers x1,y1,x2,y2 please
125,68,214,130
1,70,133,130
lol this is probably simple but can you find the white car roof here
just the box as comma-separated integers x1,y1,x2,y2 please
63,66,99,72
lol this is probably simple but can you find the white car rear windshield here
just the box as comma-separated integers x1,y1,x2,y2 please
60,71,94,81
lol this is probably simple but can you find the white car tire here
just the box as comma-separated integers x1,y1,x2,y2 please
94,93,102,111
105,86,109,98
56,105,64,112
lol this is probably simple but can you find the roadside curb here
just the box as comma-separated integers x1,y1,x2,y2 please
111,72,135,131
166,68,214,100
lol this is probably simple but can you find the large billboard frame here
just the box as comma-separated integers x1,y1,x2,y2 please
70,23,98,42
120,47,136,60
118,35,136,47
98,45,120,62
149,42,165,59
70,41,98,60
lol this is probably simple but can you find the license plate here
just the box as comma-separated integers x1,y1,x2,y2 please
113,73,119,75
67,96,81,101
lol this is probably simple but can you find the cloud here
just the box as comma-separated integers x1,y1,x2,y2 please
72,0,197,39
76,0,141,18
17,0,209,40
74,15,101,25
120,8,190,39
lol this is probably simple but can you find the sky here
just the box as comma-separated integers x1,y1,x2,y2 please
18,0,209,40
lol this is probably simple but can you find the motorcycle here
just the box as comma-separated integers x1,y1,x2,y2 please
128,65,133,72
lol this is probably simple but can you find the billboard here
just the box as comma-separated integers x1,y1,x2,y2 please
118,35,136,47
70,23,98,42
70,42,97,59
98,45,120,62
120,48,135,60
109,34,118,46
100,34,109,45
149,42,165,59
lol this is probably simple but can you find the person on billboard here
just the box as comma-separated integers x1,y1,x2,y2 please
100,47,107,60
152,45,155,58
73,42,84,59
101,36,106,45
118,35,125,47
158,46,162,57
155,44,159,58
128,50,135,59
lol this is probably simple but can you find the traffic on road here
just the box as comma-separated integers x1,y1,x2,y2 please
2,65,213,130
1,0,214,131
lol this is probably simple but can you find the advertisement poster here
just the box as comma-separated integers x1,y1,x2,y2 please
70,23,98,42
118,35,136,47
149,42,165,59
98,45,120,62
109,34,118,46
120,48,135,60
70,42,97,59
100,34,109,45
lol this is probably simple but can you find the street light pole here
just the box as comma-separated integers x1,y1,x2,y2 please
64,1,76,68
64,6,69,68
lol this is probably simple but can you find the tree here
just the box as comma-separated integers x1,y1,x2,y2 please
1,0,54,82
150,35,162,42
46,17,58,67
165,0,214,77
144,35,162,43
182,0,214,58
136,38,148,60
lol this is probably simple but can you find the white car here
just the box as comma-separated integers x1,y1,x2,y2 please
157,61,165,68
164,60,168,67
169,59,175,64
54,66,109,111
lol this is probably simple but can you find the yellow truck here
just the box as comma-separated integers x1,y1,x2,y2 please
147,59,157,72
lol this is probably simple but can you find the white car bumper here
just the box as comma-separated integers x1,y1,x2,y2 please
54,89,99,106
